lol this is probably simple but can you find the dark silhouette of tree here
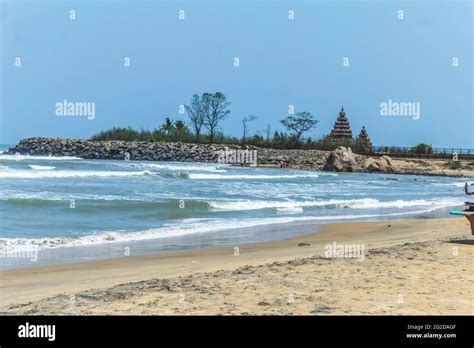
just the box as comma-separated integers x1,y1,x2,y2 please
264,123,271,142
280,112,318,147
204,92,230,143
175,120,186,131
242,114,257,145
185,94,209,142
161,117,174,135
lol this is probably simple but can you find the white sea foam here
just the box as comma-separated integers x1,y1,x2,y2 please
0,169,153,179
0,205,458,252
113,162,227,172
276,206,304,213
432,182,467,187
0,154,83,161
188,173,320,180
28,165,56,170
0,217,312,251
0,191,146,202
208,198,461,212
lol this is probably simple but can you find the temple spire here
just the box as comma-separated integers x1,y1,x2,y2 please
330,106,353,140
358,126,369,140
356,126,373,153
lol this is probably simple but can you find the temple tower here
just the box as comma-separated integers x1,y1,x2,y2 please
356,126,373,153
330,107,353,140
358,126,370,141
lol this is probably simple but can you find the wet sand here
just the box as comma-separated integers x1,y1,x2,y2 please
1,218,472,315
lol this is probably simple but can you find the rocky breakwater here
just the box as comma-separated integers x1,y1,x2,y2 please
8,138,400,174
7,137,330,167
257,148,328,169
7,137,247,162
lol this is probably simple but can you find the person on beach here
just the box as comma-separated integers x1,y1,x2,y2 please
464,182,474,195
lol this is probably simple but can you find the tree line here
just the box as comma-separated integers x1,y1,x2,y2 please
91,92,380,152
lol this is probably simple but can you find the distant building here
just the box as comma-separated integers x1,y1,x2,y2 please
329,107,353,141
356,126,373,153
358,126,370,141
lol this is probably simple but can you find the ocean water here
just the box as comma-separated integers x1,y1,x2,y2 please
0,148,468,269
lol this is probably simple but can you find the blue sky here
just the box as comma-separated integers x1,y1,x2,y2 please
1,0,472,147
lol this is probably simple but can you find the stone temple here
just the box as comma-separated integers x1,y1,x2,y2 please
330,107,353,140
356,126,373,152
358,126,370,142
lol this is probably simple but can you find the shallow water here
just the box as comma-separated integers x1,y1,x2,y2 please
0,150,468,269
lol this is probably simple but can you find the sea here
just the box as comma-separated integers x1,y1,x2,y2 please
0,144,468,269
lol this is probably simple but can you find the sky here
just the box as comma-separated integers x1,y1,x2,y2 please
1,0,473,148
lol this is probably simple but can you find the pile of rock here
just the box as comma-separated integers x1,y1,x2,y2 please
365,155,399,173
322,146,360,172
257,148,327,169
322,146,398,173
7,137,244,162
8,138,399,173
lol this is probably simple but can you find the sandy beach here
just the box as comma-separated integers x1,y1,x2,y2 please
0,217,472,315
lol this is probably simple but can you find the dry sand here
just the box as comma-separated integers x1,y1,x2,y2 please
390,158,474,177
1,218,473,315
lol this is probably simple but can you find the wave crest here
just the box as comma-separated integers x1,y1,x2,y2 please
0,154,82,161
0,169,154,179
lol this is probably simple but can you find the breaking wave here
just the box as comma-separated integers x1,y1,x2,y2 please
0,169,154,179
113,162,227,172
28,165,56,170
207,198,461,211
187,173,321,180
0,203,460,252
0,154,83,161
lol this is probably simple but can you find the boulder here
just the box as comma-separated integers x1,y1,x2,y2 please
323,146,360,172
365,155,399,173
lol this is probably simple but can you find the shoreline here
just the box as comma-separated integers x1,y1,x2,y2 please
0,208,461,271
5,137,474,177
257,163,474,177
1,217,472,315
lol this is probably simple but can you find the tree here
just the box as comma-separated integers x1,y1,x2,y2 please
185,94,209,142
409,143,433,155
355,136,373,154
264,123,271,142
175,120,186,131
204,92,231,143
156,118,192,142
280,112,318,147
241,114,257,145
160,117,174,135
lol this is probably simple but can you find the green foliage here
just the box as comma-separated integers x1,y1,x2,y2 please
241,114,257,145
280,112,318,147
90,127,154,141
90,125,375,153
205,92,231,143
409,143,433,154
185,93,208,142
444,160,462,170
90,93,377,153
90,119,194,143
355,137,373,155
